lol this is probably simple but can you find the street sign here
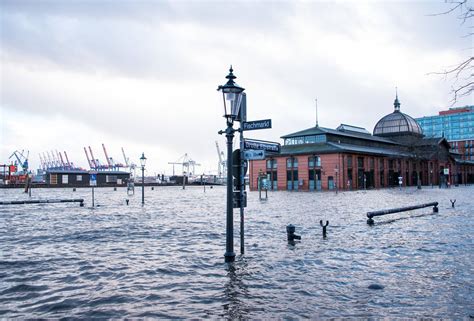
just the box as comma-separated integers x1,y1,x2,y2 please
89,173,97,187
244,139,280,153
443,168,449,175
243,149,266,160
242,119,272,131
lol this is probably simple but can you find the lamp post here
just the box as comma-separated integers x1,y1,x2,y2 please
140,152,147,205
217,66,245,263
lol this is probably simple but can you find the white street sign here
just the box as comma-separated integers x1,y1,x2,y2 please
243,149,266,160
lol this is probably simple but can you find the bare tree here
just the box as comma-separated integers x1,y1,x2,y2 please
429,0,473,104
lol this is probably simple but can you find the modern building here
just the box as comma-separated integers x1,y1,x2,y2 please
249,96,474,191
416,106,474,161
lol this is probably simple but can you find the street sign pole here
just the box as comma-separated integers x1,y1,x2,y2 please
90,173,97,208
239,93,246,255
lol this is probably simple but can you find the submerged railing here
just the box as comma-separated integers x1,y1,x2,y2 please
367,202,438,225
0,199,84,207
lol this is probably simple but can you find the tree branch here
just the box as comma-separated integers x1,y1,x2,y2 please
426,0,467,16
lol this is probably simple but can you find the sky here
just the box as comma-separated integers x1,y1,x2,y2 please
0,0,472,177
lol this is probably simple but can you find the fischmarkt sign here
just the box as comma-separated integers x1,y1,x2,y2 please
242,119,272,131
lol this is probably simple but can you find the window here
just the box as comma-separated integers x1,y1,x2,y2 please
284,135,326,145
62,175,68,184
77,175,82,181
266,159,272,169
358,157,364,168
308,156,321,167
347,156,352,168
106,175,117,183
287,158,298,169
50,174,58,185
266,159,278,190
286,157,298,191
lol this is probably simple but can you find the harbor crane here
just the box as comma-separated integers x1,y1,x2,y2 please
63,151,72,168
168,153,201,176
121,147,136,178
84,147,94,169
9,150,29,173
215,141,227,178
84,145,127,171
39,154,45,170
102,143,114,167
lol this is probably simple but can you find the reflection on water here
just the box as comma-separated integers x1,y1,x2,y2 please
0,186,473,318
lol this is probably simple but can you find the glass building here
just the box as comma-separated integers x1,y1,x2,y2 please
416,106,474,160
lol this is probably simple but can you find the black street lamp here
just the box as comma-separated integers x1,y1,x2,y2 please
140,152,147,205
218,66,245,263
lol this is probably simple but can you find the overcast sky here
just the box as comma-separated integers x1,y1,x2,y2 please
1,0,471,176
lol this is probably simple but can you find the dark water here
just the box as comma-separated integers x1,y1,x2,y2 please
1,185,473,318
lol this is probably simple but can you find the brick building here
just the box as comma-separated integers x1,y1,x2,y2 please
249,96,474,191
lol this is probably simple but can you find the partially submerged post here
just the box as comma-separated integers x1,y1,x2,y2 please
320,220,329,237
89,172,97,207
286,224,301,242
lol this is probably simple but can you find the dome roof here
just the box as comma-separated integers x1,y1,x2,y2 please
373,95,423,137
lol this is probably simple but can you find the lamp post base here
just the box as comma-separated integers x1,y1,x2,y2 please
224,251,236,263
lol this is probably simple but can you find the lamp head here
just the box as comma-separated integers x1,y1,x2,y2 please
140,152,147,167
217,66,245,120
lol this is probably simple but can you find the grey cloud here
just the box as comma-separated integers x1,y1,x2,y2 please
0,1,297,84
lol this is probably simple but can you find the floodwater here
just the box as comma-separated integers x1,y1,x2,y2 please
0,185,473,318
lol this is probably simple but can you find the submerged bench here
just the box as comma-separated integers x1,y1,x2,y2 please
0,199,84,207
367,202,438,225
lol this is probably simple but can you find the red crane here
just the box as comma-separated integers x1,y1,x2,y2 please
64,151,71,168
84,147,93,169
102,143,112,167
88,146,98,169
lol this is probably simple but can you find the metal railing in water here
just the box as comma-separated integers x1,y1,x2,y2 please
367,202,438,225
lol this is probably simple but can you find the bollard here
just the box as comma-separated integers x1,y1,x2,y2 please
151,187,154,190
114,187,117,191
320,220,329,238
286,224,301,242
73,188,76,192
450,199,456,208
126,199,129,205
433,205,439,213
80,200,84,207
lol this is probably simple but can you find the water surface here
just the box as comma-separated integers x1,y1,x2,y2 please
1,186,473,318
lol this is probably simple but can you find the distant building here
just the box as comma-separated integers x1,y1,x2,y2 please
416,106,474,161
45,170,130,187
249,95,474,191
